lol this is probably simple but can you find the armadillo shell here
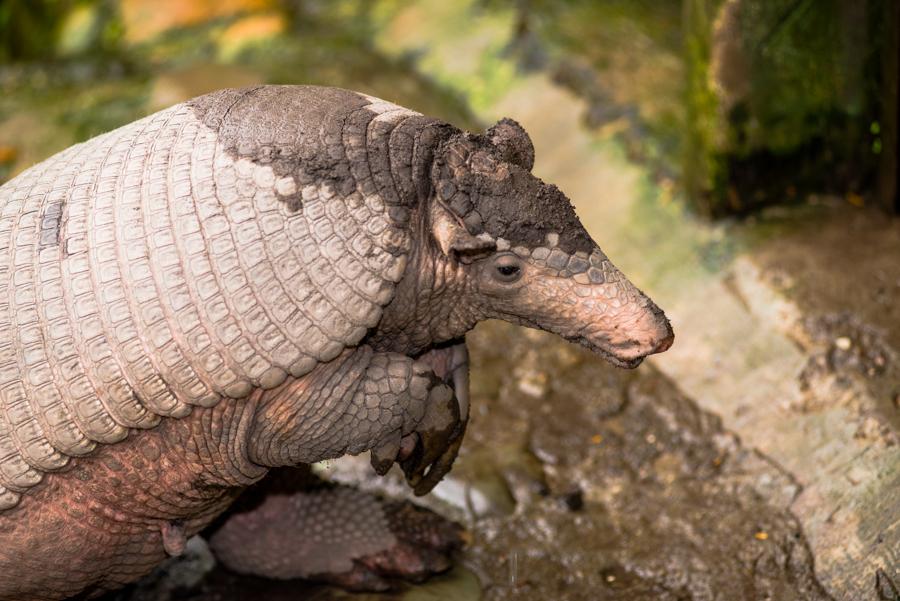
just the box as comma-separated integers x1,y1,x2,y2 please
0,85,453,510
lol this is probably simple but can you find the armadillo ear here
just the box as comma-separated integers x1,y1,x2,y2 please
430,202,495,259
487,118,535,171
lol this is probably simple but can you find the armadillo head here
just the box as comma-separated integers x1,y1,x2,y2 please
427,119,673,368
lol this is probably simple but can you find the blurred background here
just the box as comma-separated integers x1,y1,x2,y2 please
1,1,897,600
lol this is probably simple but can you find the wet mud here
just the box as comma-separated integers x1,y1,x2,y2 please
747,206,900,442
457,322,833,601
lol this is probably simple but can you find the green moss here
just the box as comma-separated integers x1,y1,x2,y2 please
681,0,726,216
733,0,845,154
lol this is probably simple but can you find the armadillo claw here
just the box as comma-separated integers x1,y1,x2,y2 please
370,431,402,476
400,382,467,495
370,432,420,476
410,424,466,496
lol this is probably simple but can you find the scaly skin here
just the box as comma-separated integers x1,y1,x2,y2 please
0,85,673,599
0,398,258,601
209,475,463,591
0,344,450,600
0,86,438,506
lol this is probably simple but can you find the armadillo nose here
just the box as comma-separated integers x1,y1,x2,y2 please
651,321,675,354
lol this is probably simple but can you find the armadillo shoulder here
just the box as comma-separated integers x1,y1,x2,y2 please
178,85,442,378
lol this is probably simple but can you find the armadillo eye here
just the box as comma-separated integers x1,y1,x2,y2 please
492,255,524,283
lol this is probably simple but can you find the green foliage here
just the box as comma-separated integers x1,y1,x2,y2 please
0,0,476,186
56,80,149,140
1,0,888,217
279,0,377,40
0,0,70,62
0,0,124,62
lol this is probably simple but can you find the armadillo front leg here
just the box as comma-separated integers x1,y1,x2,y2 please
247,345,462,479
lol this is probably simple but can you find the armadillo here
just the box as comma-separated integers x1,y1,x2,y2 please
0,85,672,600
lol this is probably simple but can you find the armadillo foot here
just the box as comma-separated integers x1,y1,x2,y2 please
208,485,463,591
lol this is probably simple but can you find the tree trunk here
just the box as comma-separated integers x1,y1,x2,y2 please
876,0,899,213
